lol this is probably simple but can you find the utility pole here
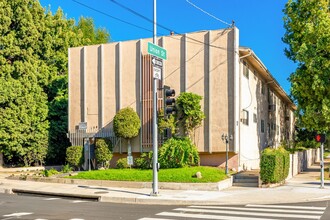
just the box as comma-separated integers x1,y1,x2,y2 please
151,0,159,196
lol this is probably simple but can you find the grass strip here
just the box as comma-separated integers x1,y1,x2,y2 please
68,166,227,183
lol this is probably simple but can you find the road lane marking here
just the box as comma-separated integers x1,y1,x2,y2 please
174,208,321,219
189,205,324,214
157,211,281,220
246,204,326,210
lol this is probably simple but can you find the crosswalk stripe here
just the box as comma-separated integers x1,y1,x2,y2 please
246,204,327,211
189,205,324,214
43,198,60,201
157,211,281,220
174,208,321,219
138,218,174,220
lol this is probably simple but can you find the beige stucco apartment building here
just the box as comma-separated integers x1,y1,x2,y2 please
68,27,295,171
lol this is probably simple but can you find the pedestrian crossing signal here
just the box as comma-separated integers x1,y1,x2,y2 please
315,134,326,143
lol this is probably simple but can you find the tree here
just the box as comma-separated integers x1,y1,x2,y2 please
74,17,110,45
0,0,49,166
0,0,111,166
176,92,205,138
113,107,141,156
283,0,330,132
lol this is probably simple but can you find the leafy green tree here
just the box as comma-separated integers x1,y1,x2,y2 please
0,0,49,166
283,0,330,132
74,17,110,45
113,107,141,156
113,107,141,139
176,92,205,137
0,0,111,166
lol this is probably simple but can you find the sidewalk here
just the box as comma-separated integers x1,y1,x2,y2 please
0,164,329,205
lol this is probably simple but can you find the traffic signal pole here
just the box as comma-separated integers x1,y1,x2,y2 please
152,0,159,196
320,142,324,189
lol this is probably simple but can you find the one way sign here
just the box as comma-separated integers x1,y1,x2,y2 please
152,56,163,68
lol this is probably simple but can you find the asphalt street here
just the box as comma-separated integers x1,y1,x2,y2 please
0,193,329,220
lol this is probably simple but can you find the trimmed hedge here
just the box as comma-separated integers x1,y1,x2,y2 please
66,146,84,170
95,139,113,168
260,147,290,184
159,137,200,168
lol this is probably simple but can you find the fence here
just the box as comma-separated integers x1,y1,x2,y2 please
286,148,320,180
68,128,121,152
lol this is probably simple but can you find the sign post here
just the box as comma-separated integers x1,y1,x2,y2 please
149,0,167,196
315,133,326,188
151,0,159,196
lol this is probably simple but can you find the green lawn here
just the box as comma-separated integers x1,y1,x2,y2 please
68,166,228,183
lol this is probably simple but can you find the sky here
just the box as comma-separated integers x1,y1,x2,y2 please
39,0,297,94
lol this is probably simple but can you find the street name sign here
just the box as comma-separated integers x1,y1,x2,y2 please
148,42,167,60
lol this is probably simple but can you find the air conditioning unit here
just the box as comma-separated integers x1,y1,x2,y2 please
268,104,276,112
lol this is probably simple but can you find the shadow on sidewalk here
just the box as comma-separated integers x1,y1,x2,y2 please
78,185,149,196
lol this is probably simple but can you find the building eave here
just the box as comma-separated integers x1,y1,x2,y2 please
239,47,296,111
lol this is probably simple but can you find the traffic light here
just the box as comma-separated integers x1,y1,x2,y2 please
315,134,326,143
163,85,175,117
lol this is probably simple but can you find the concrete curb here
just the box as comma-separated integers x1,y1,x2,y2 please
6,175,233,191
11,188,101,201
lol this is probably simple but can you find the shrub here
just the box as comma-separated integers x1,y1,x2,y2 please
116,158,129,169
113,107,141,139
260,147,290,184
95,139,113,168
61,164,73,173
41,168,59,177
159,137,200,168
134,152,153,169
66,146,84,170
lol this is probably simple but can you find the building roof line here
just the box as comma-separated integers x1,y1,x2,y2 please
239,47,296,110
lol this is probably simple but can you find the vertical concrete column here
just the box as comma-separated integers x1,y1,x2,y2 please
208,31,212,153
183,34,187,92
138,39,143,152
116,42,122,112
98,45,104,129
82,46,87,123
233,27,240,154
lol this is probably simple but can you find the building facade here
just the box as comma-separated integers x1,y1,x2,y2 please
68,27,295,171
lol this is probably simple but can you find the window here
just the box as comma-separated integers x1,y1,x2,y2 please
243,61,249,78
261,120,265,133
242,110,249,125
253,113,257,123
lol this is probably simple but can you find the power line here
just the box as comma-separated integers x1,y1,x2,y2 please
108,0,172,33
106,0,232,49
71,0,152,33
185,0,232,27
72,0,233,50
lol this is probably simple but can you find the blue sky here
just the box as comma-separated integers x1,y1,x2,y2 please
39,0,296,94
